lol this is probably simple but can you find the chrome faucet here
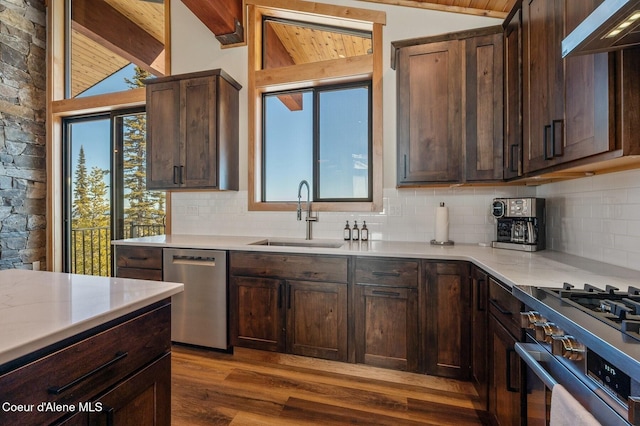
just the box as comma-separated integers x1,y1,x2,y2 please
297,180,317,240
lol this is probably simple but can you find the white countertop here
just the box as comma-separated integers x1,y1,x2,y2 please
0,270,183,366
114,234,640,292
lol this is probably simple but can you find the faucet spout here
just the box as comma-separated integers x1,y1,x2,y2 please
296,180,317,240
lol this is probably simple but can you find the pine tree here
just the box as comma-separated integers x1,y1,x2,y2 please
123,66,166,237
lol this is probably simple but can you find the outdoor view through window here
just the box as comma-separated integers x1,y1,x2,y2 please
65,66,165,276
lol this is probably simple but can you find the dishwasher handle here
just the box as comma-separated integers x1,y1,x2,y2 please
170,255,216,267
515,342,558,390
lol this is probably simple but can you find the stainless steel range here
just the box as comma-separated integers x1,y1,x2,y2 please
514,283,640,425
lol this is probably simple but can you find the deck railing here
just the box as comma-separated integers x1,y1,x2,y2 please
71,223,165,277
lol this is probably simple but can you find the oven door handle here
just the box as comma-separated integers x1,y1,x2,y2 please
515,342,558,390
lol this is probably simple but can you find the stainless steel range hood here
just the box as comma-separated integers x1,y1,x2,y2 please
562,0,640,57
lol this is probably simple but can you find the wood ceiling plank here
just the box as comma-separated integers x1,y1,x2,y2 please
71,0,165,76
356,0,511,18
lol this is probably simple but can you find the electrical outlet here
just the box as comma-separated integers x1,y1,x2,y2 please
33,261,40,271
388,204,402,217
186,205,199,215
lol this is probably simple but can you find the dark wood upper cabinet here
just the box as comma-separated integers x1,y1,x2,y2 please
522,0,614,174
396,39,462,184
503,4,523,180
465,32,504,182
394,26,504,185
146,69,241,190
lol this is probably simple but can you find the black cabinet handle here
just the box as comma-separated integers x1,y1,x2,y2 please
277,283,283,309
179,165,185,184
173,166,179,184
552,119,564,158
372,290,402,297
372,271,401,277
489,299,512,316
48,351,128,395
509,144,519,173
105,405,115,426
403,154,407,179
476,279,486,312
506,348,519,392
287,283,292,309
127,256,148,261
543,125,552,160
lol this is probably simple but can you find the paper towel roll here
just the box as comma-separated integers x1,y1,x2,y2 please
435,203,449,243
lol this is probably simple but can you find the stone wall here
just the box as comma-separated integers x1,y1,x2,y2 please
0,0,47,270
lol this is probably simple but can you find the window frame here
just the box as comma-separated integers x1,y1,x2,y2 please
260,80,373,203
246,0,385,212
46,0,171,271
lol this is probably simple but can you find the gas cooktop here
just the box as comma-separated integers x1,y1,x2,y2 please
542,283,640,340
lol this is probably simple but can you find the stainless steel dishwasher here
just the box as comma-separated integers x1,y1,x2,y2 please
163,248,227,349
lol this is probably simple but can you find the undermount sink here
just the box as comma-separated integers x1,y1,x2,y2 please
249,239,344,249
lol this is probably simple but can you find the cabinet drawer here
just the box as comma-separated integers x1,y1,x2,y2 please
116,267,163,281
115,246,163,270
488,277,523,338
355,257,419,288
230,251,348,283
0,304,171,425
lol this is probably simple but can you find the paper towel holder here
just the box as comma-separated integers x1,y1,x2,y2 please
431,201,454,246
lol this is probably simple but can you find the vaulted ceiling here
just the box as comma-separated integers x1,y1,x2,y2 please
71,0,515,97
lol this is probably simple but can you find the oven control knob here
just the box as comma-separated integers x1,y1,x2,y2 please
534,322,564,343
551,336,585,361
520,311,547,329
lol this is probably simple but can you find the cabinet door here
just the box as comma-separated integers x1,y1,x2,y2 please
89,354,171,426
465,32,504,181
522,0,565,173
229,276,285,352
489,315,522,426
181,76,218,188
504,6,523,179
355,285,419,371
397,40,462,184
146,81,181,189
562,0,613,164
423,261,471,379
471,266,489,410
286,280,348,361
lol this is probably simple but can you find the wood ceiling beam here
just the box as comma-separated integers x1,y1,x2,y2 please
181,0,244,45
71,0,166,76
356,0,510,19
264,22,303,111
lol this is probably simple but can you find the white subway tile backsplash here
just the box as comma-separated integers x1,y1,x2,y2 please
170,169,640,271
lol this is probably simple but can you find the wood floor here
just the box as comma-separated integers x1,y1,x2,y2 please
171,345,490,425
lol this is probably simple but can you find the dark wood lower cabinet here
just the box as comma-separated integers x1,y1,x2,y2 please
489,315,523,426
229,276,284,352
355,284,419,371
471,266,489,410
229,252,349,362
422,261,471,379
287,280,348,361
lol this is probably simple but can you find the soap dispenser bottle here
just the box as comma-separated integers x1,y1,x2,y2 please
361,221,368,241
352,221,360,241
343,221,351,240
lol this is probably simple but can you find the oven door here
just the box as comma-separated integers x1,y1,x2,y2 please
515,342,631,426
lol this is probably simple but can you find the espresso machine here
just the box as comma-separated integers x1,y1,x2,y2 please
491,198,545,252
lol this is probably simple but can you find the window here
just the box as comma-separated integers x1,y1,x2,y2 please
247,0,385,212
263,82,371,202
62,109,166,276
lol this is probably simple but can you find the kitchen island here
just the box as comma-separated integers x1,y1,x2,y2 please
0,269,183,425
